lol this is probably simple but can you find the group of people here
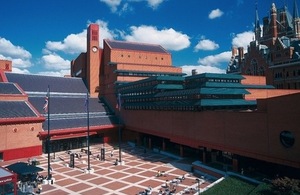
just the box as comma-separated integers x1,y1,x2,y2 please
18,172,44,194
137,186,152,195
157,174,187,195
156,170,167,177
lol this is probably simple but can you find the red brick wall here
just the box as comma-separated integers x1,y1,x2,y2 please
0,123,43,160
121,93,300,168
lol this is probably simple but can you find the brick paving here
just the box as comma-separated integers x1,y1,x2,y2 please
1,143,212,194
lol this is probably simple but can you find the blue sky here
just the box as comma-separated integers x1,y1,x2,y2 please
0,0,296,76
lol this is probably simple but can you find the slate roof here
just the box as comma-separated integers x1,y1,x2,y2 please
105,39,169,54
0,101,38,118
5,72,87,93
0,82,22,95
4,72,118,131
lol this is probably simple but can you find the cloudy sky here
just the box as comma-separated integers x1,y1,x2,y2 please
0,0,294,76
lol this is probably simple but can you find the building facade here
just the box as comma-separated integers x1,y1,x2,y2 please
227,1,300,89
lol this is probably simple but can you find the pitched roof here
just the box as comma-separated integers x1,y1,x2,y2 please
105,39,169,54
0,82,22,95
5,72,87,94
0,101,38,118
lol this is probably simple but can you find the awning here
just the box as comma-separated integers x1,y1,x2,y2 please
5,162,43,175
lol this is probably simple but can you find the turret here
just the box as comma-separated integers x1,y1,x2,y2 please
270,3,278,38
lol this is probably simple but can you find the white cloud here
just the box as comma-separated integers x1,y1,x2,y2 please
36,69,70,77
208,8,224,19
41,53,70,70
181,65,225,76
124,25,190,51
194,39,219,52
180,51,230,76
197,51,231,67
100,0,165,13
12,67,30,74
147,0,164,9
45,32,87,54
0,37,32,59
0,37,33,71
231,31,254,51
100,0,122,13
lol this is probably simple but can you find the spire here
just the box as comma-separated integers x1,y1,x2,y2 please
255,2,259,28
254,1,261,41
293,0,300,19
293,0,300,38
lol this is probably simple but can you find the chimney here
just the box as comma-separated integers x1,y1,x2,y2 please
192,69,197,75
238,47,244,65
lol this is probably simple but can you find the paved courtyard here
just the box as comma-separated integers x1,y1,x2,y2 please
1,143,212,194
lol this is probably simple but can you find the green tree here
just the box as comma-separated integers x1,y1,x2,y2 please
271,177,300,195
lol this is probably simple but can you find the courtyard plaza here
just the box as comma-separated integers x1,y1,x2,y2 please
0,143,214,195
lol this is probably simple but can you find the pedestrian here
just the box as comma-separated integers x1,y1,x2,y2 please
110,150,114,157
37,183,42,194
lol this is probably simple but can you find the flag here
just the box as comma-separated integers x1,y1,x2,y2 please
116,93,121,111
43,87,49,113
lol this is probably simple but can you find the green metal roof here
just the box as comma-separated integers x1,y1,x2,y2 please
186,73,245,80
155,84,184,90
114,69,185,76
200,88,250,95
204,82,245,88
196,99,256,106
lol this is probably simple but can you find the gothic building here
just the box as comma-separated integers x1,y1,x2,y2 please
227,1,300,89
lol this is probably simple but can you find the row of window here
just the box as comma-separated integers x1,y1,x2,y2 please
124,94,244,103
117,72,179,77
274,69,300,78
275,82,300,89
120,54,164,60
122,105,255,111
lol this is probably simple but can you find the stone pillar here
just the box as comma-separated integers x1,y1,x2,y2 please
162,139,166,151
202,148,207,163
136,133,142,146
232,155,239,172
180,145,184,157
148,137,152,149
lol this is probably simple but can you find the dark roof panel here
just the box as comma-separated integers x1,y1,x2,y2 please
44,116,118,130
29,97,107,114
0,101,37,118
106,39,169,54
5,72,87,93
0,83,22,95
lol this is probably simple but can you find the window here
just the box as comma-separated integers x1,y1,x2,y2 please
92,30,98,41
0,152,3,161
280,131,295,148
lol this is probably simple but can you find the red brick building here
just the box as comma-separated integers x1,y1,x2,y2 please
227,1,300,89
0,21,299,179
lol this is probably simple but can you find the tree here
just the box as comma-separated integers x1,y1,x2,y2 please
271,177,300,195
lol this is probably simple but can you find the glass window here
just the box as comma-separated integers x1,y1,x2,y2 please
280,131,295,148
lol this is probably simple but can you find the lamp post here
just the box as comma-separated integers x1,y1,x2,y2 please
86,92,90,171
196,178,200,194
117,93,122,164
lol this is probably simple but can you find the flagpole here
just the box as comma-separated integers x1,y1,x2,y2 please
47,85,51,180
86,92,90,171
118,93,122,164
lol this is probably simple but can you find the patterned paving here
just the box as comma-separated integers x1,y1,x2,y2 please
1,143,212,194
